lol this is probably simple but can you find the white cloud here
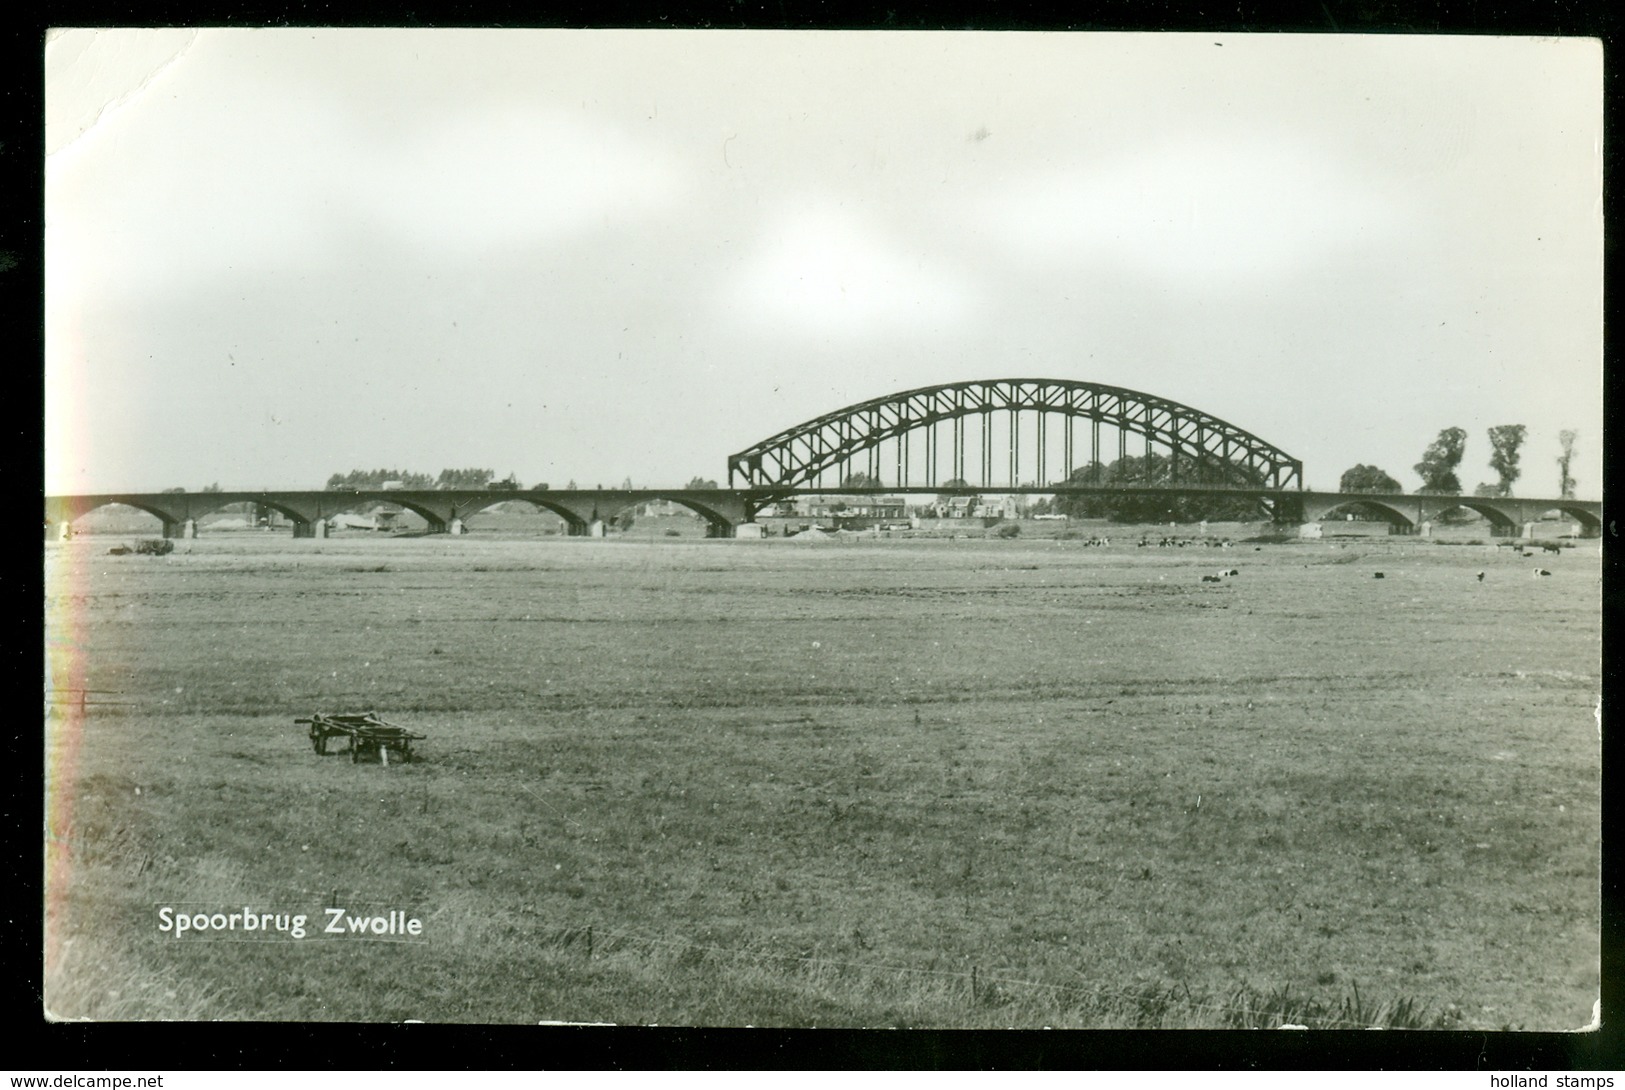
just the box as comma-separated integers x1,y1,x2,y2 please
976,134,1415,284
726,203,977,336
46,41,690,303
351,109,686,252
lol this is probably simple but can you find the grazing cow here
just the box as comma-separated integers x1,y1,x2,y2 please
1534,567,1552,577
1225,568,1239,577
1202,575,1222,583
1373,572,1385,579
1542,543,1562,555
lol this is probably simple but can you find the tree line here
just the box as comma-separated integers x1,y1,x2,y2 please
1042,456,1266,522
163,473,724,493
322,468,525,491
1341,426,1578,499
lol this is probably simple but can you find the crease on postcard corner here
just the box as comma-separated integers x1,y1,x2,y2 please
46,28,201,158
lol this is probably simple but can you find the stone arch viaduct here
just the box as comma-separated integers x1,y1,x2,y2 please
45,379,1601,539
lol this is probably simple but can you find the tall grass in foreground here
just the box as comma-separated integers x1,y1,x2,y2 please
496,925,1469,1029
43,914,1468,1027
44,935,232,1022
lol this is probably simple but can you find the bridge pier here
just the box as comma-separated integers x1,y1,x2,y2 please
448,518,465,535
159,518,197,539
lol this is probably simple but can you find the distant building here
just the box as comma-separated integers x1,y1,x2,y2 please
807,495,907,521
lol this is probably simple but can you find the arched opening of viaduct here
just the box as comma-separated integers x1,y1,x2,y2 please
1301,495,1603,538
450,495,740,538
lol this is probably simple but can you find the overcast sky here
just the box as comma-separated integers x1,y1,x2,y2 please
45,29,1602,497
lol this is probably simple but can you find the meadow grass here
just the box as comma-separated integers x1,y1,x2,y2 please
43,531,1600,1026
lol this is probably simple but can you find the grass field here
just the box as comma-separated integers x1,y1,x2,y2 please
43,529,1601,1027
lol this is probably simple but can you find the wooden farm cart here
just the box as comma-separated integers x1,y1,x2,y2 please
298,712,424,764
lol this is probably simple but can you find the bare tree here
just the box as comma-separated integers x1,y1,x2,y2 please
1557,429,1578,498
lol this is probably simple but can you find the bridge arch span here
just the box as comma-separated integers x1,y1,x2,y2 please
728,378,1303,491
326,493,460,532
318,495,464,532
239,498,331,535
1418,499,1520,535
1308,498,1417,531
1544,504,1603,535
452,495,587,534
590,494,742,537
49,497,176,534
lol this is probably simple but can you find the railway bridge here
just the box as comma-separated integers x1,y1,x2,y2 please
44,379,1601,539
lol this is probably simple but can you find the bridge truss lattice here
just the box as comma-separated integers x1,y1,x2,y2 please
727,379,1303,491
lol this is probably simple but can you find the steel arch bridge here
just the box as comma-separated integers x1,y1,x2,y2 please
727,378,1303,492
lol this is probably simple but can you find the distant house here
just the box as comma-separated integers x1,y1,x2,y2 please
807,495,907,521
